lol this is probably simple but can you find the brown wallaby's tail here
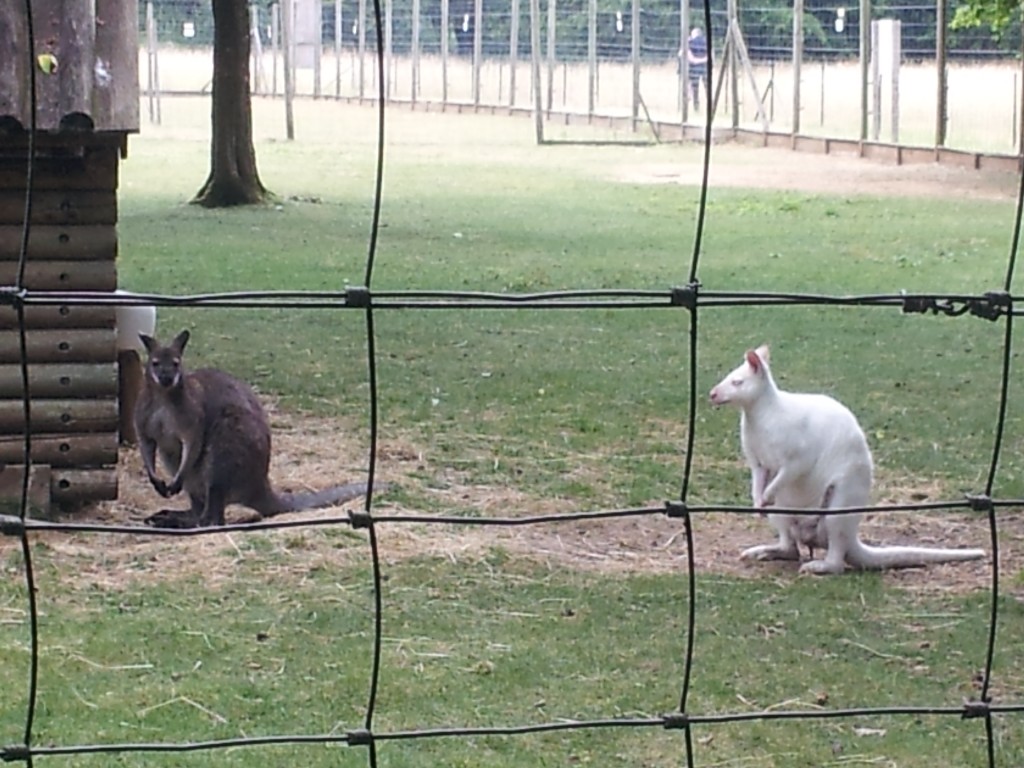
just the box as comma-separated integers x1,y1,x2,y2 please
265,481,378,516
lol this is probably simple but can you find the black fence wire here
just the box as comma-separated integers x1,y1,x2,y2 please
3,0,1024,764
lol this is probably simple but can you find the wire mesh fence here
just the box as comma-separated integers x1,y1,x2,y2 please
141,0,1024,153
4,0,1024,766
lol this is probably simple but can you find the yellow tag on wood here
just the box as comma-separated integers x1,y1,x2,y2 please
36,53,59,74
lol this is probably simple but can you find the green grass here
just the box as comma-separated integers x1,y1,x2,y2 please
1,99,1023,766
3,546,1022,767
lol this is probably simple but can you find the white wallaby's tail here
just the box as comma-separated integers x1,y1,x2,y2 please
847,541,985,570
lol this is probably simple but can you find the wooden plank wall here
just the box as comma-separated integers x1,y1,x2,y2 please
0,137,120,509
0,0,139,132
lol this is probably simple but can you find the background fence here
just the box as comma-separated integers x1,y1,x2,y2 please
141,0,1024,153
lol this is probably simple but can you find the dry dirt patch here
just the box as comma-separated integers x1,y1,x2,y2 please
614,144,1021,201
3,405,1017,599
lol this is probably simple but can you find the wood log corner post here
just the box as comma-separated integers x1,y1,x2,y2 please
0,2,140,514
0,135,125,512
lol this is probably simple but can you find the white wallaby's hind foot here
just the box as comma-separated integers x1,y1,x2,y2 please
711,344,986,575
740,542,801,562
799,557,846,575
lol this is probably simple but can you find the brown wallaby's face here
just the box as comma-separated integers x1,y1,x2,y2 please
140,330,190,390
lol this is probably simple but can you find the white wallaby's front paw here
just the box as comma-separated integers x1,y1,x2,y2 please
799,559,845,575
741,543,800,562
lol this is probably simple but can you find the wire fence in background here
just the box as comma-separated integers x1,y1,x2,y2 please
4,0,1024,766
141,0,1024,154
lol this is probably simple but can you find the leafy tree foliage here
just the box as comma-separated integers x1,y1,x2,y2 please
952,0,1021,33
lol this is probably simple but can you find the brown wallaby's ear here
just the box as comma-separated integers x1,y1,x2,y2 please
172,329,190,354
139,334,157,354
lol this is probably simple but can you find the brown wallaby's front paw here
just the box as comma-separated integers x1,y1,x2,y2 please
165,478,184,497
144,508,199,529
148,475,170,498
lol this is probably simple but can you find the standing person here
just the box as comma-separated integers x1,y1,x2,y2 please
686,27,708,111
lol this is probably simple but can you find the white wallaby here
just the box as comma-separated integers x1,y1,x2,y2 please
709,344,986,575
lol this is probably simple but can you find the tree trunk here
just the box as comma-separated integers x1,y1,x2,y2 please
192,0,270,207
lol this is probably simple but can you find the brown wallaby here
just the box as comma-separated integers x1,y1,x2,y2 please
134,330,373,528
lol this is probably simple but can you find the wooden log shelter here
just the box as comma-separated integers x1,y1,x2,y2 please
0,0,140,514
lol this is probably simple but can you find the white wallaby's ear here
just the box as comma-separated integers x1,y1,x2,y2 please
745,348,763,373
755,343,770,363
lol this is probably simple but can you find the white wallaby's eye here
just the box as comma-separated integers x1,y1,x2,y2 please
731,379,743,386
